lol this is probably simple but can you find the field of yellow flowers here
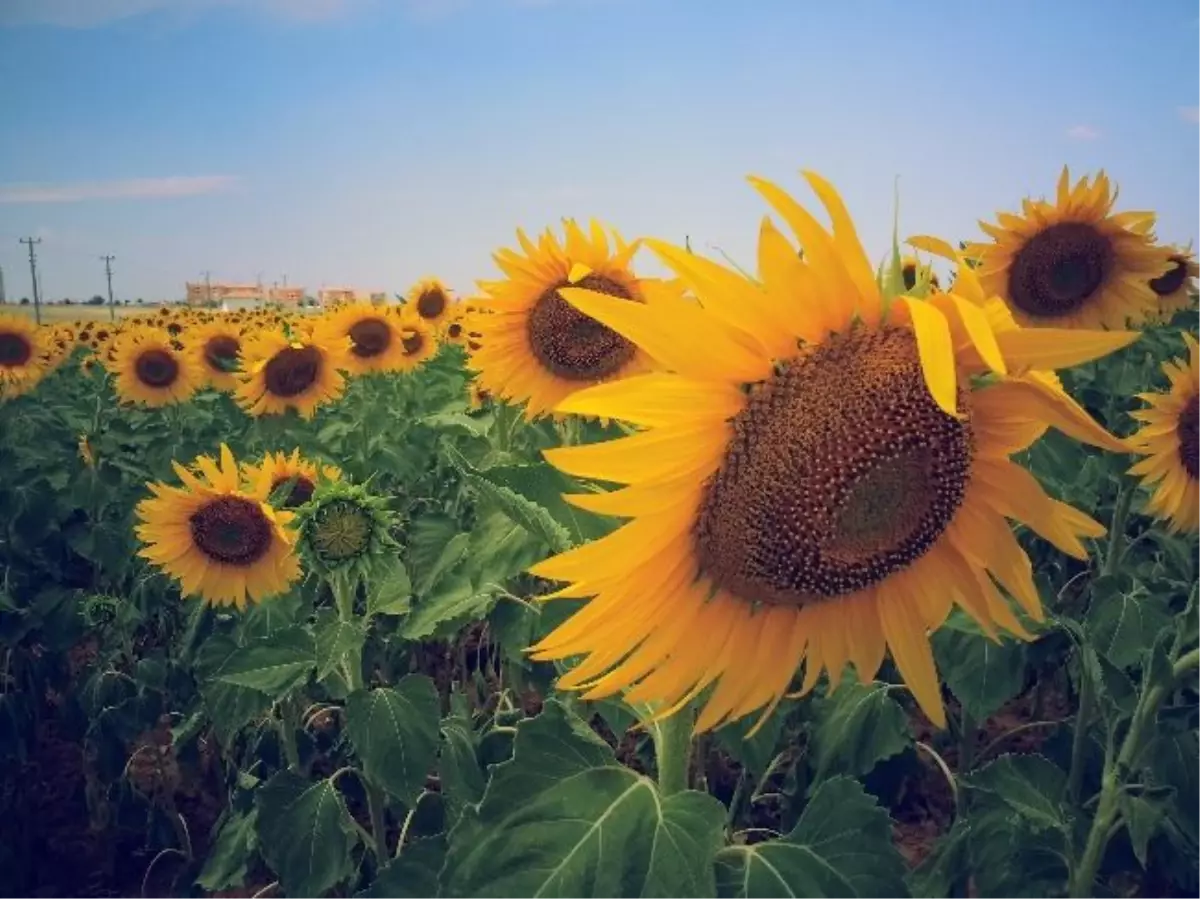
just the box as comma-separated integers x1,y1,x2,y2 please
0,167,1196,898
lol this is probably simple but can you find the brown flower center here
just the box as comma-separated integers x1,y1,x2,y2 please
189,496,274,566
525,273,638,381
401,331,425,356
135,349,180,388
204,335,241,373
694,326,973,605
1179,395,1199,480
0,332,32,367
447,322,463,339
1150,256,1189,297
263,345,321,397
416,287,447,320
902,264,917,291
271,474,316,508
1007,222,1113,319
348,318,392,358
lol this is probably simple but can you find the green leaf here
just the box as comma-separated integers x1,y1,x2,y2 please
417,532,471,596
314,608,366,682
255,770,357,898
1119,789,1175,867
345,677,441,804
907,819,972,899
714,776,909,898
358,836,447,898
462,474,573,553
1139,729,1199,845
402,574,497,641
443,699,727,898
195,633,271,745
964,753,1069,835
809,680,910,783
713,703,790,780
367,557,413,617
439,714,486,823
213,625,315,697
1085,578,1171,669
932,618,1028,721
196,809,258,892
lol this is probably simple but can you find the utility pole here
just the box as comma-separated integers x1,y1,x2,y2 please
0,264,6,304
101,255,116,322
19,237,42,325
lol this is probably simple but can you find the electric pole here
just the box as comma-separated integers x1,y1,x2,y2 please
19,237,42,325
101,255,116,322
0,264,6,304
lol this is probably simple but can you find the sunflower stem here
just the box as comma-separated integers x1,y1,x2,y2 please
1069,648,1200,897
651,708,694,798
331,574,363,692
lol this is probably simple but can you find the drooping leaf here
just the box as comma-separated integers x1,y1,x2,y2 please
401,574,498,641
255,770,357,898
439,714,486,824
366,556,413,617
358,836,447,898
194,633,271,745
213,625,315,697
345,677,441,804
932,618,1028,721
963,753,1070,835
713,776,909,898
1085,577,1172,669
196,809,258,892
809,681,911,783
314,608,367,681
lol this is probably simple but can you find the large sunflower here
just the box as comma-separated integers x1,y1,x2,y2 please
326,302,408,375
186,319,244,391
234,318,352,419
1127,333,1199,533
0,313,49,400
407,277,454,327
106,326,200,407
241,448,342,509
1147,246,1199,320
966,168,1172,330
135,444,301,609
468,220,653,420
526,172,1138,731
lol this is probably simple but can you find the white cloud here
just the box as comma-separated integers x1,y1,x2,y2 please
1065,124,1101,141
0,175,238,204
1180,106,1200,124
0,0,363,28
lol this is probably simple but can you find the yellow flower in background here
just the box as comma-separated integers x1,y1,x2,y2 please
185,319,244,391
135,444,301,609
395,311,439,372
900,254,940,293
467,220,654,420
1147,247,1199,320
106,326,200,407
1127,333,1199,533
234,318,351,419
526,171,1137,733
407,277,454,326
0,313,49,400
966,167,1172,330
241,448,342,509
326,302,409,375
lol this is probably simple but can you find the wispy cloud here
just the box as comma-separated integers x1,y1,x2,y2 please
1179,106,1200,124
1065,124,1101,141
0,0,365,28
0,175,238,204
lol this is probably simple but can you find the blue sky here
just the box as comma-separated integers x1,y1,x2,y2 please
0,0,1196,302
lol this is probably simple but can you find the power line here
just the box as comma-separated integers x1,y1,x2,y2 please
19,237,43,326
101,255,116,322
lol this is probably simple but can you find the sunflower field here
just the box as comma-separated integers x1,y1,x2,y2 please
0,168,1197,899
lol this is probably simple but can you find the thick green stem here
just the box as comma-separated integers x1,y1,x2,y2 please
364,780,390,862
278,700,301,770
652,710,694,797
1069,649,1200,897
331,574,363,691
1101,485,1135,580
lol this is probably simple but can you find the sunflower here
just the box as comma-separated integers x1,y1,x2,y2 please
0,313,49,400
234,317,352,419
186,319,244,391
900,255,940,293
407,277,454,326
294,480,398,581
396,312,439,372
106,326,200,407
241,448,342,509
1147,246,1199,320
526,171,1139,732
966,167,1172,330
1126,333,1199,533
467,220,654,420
325,302,408,375
135,444,301,609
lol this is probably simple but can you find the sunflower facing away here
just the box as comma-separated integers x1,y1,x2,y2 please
186,319,244,391
234,317,352,419
106,326,200,407
407,277,454,326
241,448,342,509
1127,333,1199,534
1147,246,1199,320
966,167,1172,330
526,171,1139,732
135,444,301,608
468,220,653,420
326,302,409,375
0,313,49,400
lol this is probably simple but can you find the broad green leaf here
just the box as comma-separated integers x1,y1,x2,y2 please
964,753,1069,835
345,677,441,804
255,770,357,898
462,473,573,553
932,619,1027,721
1140,729,1199,845
439,714,486,823
313,608,366,681
194,633,271,745
1085,577,1171,669
809,681,910,783
213,625,315,697
1119,788,1176,867
401,574,497,641
467,508,552,585
358,836,447,898
238,590,307,642
196,809,258,892
366,557,413,617
714,776,909,898
443,699,726,898
713,700,792,780
417,532,471,596
967,806,1069,898
907,819,972,899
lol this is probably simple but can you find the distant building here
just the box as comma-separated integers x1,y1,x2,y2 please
184,281,306,308
318,287,388,306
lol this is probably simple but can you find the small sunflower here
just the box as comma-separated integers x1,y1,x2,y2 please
0,313,48,400
186,320,244,391
234,318,352,419
1127,333,1199,533
468,379,492,411
900,255,940,293
326,302,408,375
106,326,200,407
396,313,439,372
134,444,301,609
294,480,397,580
1147,246,1199,320
241,448,342,509
966,167,1172,330
407,277,454,326
442,315,468,347
467,220,653,420
526,171,1138,732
